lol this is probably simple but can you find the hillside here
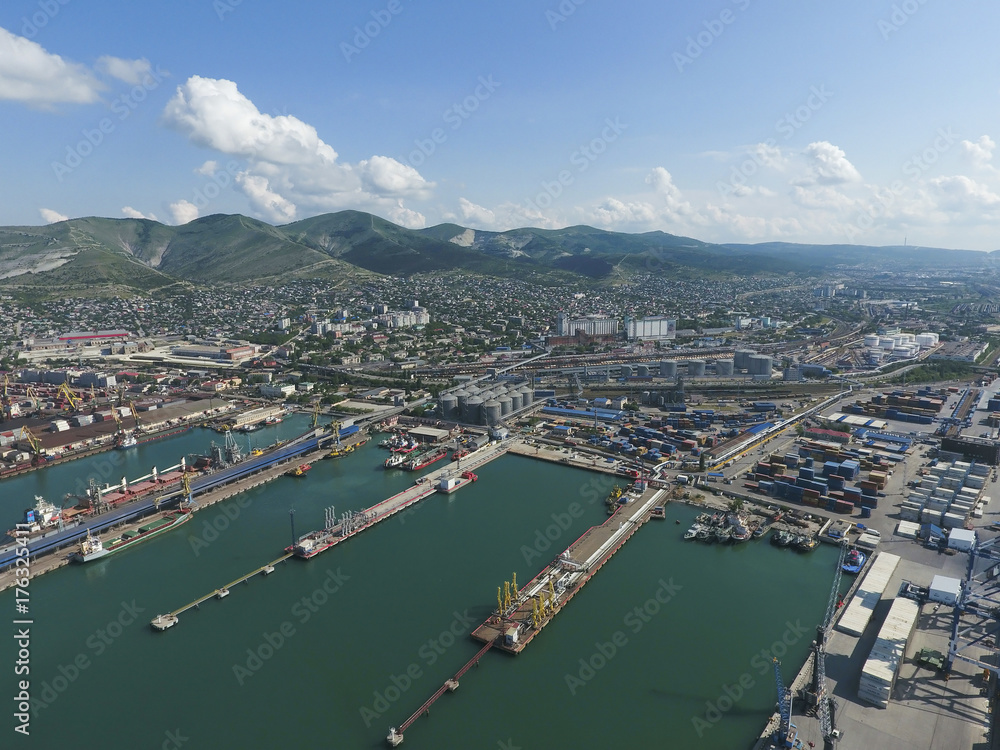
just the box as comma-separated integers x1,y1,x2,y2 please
0,210,993,296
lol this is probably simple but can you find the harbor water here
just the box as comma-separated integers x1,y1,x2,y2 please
3,420,836,749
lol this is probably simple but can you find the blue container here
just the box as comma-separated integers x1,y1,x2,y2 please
799,467,815,480
804,457,814,468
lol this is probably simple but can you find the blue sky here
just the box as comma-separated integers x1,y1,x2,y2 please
2,0,999,250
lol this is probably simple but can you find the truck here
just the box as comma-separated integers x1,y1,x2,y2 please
676,474,690,485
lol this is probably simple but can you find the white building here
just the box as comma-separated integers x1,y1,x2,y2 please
259,383,296,398
556,313,620,337
625,316,676,341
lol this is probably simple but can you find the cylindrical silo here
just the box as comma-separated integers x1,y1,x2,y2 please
637,364,649,377
499,396,513,416
621,365,633,378
641,391,651,405
509,391,523,411
659,360,677,378
483,400,501,425
687,359,706,377
454,389,470,415
748,354,773,376
439,393,459,420
520,387,534,405
463,395,484,423
715,359,735,377
734,349,756,371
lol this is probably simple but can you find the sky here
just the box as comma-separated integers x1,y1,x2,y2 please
1,0,999,250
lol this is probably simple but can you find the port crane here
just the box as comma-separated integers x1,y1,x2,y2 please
58,381,80,411
772,658,801,748
804,540,848,748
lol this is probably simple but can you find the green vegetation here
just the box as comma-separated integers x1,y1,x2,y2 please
885,360,973,384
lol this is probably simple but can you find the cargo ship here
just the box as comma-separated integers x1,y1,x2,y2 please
7,496,65,539
401,448,447,472
72,508,192,562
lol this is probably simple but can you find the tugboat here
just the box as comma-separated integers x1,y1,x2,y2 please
696,526,713,542
842,547,866,574
683,523,701,540
770,530,792,547
216,587,230,599
795,535,819,552
384,452,406,469
285,463,312,478
650,506,667,520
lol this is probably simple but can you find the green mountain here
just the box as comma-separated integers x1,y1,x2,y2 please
0,210,994,297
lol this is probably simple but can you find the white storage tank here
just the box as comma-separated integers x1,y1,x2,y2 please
748,355,773,376
659,360,677,378
715,359,735,377
734,349,756,370
687,359,706,377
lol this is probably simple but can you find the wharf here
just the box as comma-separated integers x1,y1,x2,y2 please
150,440,513,630
472,485,666,654
507,440,623,475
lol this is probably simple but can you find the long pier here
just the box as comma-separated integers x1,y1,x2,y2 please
151,440,512,630
388,641,495,745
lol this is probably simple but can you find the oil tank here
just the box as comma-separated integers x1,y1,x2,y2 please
637,364,650,377
659,360,677,378
499,396,513,416
483,400,502,425
748,354,774,376
715,359,735,377
687,359,706,377
463,396,484,424
734,349,756,371
621,365,633,378
439,394,459,420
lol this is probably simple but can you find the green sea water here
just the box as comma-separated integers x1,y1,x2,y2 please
2,421,835,749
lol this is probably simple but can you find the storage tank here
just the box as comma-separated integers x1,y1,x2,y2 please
864,334,881,348
454,389,470,415
621,365,633,378
687,359,706,377
520,387,534,405
636,365,650,377
463,396,484,424
499,396,513,416
439,394,459,420
748,354,774,376
715,359,735,377
509,392,523,411
483,400,502,425
734,349,756,371
659,360,677,378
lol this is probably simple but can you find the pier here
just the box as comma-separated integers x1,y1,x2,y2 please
472,485,666,653
150,440,512,629
387,641,495,746
151,553,293,630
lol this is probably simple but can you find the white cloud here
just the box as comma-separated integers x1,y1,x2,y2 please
39,208,68,223
961,136,996,170
797,141,861,185
95,56,151,85
387,203,427,229
0,28,102,105
235,173,297,223
929,175,1000,210
162,75,432,224
122,206,157,221
457,197,558,231
195,160,219,176
168,200,199,225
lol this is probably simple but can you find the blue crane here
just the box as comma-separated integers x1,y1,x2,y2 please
772,657,801,748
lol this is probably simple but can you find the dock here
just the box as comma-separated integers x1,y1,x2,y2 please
150,553,293,629
387,641,494,746
472,485,666,653
150,440,513,630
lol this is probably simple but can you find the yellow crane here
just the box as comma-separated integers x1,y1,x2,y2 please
129,401,141,428
58,382,79,410
18,426,40,454
310,403,320,429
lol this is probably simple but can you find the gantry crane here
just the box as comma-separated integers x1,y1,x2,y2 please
58,382,79,410
807,541,848,748
129,401,141,429
772,658,802,748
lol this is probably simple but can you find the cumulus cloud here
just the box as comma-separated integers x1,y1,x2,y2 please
457,197,558,231
0,28,102,105
195,160,219,176
161,75,432,223
798,141,861,185
39,208,69,223
168,200,199,225
122,206,158,220
95,56,152,85
929,175,1000,210
962,136,996,170
387,203,426,229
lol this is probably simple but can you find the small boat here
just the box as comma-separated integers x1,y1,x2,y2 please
384,452,406,469
150,614,178,631
650,506,667,520
696,526,713,542
713,526,732,544
683,524,700,540
731,524,751,543
285,463,312,477
751,523,765,539
842,548,866,574
216,588,230,599
696,513,711,524
795,536,819,552
262,565,275,575
771,530,791,547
